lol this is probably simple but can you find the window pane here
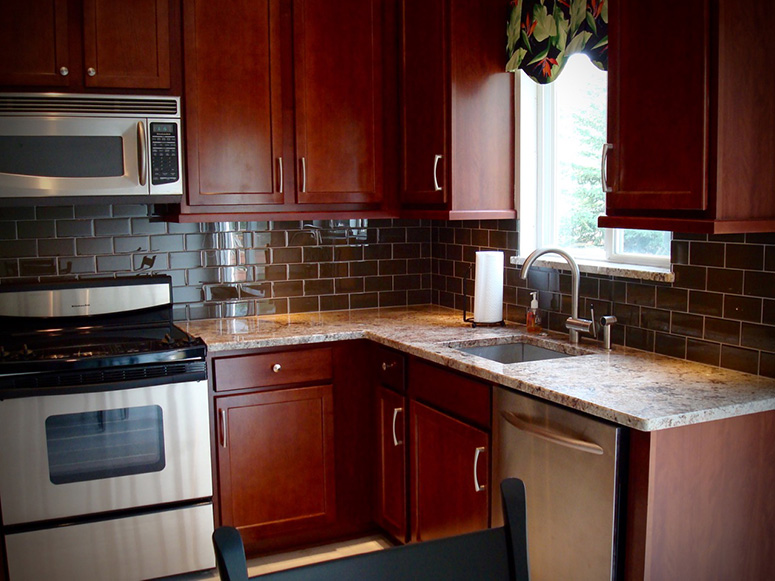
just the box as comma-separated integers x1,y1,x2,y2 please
620,229,671,257
554,55,607,257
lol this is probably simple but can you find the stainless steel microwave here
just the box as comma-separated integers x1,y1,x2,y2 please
0,93,183,199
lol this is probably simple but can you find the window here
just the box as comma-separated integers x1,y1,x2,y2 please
518,55,671,269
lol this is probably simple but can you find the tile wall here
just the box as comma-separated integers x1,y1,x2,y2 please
433,221,775,378
1,205,773,377
0,204,431,321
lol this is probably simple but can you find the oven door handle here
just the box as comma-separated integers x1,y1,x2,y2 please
219,409,227,448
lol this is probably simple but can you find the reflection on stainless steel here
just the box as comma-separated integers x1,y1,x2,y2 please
493,386,622,580
0,276,213,579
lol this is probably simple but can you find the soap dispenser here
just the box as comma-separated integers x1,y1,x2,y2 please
526,291,542,333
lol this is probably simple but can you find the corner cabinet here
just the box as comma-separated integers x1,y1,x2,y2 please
599,0,775,234
399,0,515,220
180,0,394,219
373,348,491,544
0,0,175,91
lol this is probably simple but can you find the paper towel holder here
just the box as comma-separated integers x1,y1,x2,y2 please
463,264,505,328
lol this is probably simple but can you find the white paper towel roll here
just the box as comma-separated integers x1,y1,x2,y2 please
473,251,504,323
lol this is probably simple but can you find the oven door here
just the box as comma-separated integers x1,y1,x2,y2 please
0,115,149,198
0,379,211,525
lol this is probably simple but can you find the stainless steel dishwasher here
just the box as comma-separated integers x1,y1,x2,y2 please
492,386,624,581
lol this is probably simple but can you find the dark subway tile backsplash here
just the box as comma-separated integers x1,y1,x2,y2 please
1,207,774,377
0,205,432,320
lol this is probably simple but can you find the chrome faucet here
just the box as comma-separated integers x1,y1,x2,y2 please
519,247,595,344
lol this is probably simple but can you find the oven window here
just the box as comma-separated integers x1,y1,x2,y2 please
45,406,166,485
0,135,125,177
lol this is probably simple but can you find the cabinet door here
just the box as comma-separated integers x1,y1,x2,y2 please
409,400,489,542
293,0,382,205
183,0,284,205
606,0,709,212
216,385,336,538
0,0,70,87
82,0,170,89
400,0,447,206
375,385,407,541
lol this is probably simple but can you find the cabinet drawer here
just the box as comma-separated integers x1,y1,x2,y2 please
375,345,406,393
213,347,333,392
408,359,491,429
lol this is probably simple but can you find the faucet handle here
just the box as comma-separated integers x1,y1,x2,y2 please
599,315,617,350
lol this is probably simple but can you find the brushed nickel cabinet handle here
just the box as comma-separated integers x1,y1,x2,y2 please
473,446,486,492
382,361,397,371
601,143,613,193
300,157,307,193
392,407,403,446
277,157,283,193
272,363,282,373
219,409,227,448
433,154,442,191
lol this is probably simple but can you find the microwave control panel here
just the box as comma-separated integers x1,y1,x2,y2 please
150,122,180,185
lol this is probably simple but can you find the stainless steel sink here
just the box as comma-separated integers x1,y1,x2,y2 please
454,342,573,364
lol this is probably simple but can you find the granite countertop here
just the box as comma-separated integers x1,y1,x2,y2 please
184,305,775,431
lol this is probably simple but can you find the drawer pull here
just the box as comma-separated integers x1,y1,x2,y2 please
382,361,397,371
272,363,282,373
392,407,403,446
473,446,486,492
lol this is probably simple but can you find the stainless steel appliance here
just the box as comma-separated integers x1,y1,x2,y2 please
0,276,214,580
492,386,623,580
0,93,183,199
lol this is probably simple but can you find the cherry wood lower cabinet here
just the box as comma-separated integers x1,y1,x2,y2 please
409,400,489,542
624,410,775,580
375,384,407,542
215,385,337,540
211,341,375,555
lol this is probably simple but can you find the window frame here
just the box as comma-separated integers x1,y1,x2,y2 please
517,63,671,270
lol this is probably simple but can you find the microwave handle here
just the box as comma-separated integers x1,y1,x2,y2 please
137,121,148,187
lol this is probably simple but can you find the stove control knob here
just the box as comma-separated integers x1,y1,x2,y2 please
0,346,7,359
21,344,33,357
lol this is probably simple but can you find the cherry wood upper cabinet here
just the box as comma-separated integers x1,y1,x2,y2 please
183,0,283,207
82,0,170,89
399,0,515,220
600,0,775,234
0,0,70,87
177,0,394,220
0,0,176,92
293,0,383,206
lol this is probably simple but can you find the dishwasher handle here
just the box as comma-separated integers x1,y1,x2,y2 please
501,411,604,455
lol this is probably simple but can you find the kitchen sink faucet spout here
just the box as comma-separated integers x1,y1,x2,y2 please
519,247,594,344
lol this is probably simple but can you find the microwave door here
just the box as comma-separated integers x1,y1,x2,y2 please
0,116,149,197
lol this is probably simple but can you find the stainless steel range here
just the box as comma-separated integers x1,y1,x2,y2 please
0,276,214,581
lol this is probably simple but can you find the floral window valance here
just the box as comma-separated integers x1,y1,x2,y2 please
506,0,608,84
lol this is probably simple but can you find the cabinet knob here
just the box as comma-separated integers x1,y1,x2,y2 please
87,67,97,77
272,363,282,373
59,66,69,77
